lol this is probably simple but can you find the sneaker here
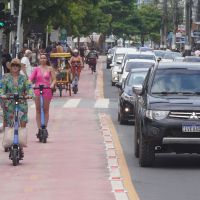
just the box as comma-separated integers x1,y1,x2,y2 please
36,129,42,138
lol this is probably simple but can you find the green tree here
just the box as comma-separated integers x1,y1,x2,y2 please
136,3,161,45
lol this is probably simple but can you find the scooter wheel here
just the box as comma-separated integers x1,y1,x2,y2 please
12,148,19,166
43,137,47,143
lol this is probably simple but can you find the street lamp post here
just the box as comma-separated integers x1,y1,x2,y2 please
16,0,22,58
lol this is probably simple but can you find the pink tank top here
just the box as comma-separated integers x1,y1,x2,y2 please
29,67,51,87
29,66,53,100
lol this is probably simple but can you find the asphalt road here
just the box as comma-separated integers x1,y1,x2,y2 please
102,57,200,200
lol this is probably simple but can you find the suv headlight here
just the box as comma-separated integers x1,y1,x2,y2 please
146,110,169,120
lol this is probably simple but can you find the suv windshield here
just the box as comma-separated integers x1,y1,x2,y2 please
124,54,156,64
125,62,153,72
127,71,147,86
151,68,200,94
114,54,125,62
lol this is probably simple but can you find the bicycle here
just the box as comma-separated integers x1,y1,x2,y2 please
2,94,30,166
34,85,50,143
87,57,97,74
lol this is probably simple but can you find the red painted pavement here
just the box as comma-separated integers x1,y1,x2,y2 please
0,58,115,200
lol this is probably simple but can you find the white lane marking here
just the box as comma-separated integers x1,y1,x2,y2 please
94,98,109,108
63,99,81,108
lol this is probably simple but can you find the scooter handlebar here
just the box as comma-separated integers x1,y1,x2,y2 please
33,85,51,90
0,94,32,100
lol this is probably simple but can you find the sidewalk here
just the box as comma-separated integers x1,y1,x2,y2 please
0,58,115,200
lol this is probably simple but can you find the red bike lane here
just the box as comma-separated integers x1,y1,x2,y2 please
0,59,115,200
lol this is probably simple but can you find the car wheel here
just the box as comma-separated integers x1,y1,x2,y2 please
139,128,155,167
134,121,139,158
111,81,115,86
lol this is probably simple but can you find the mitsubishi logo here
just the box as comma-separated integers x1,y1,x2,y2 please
189,112,199,119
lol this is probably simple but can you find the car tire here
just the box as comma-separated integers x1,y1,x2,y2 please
111,81,115,86
134,121,139,158
139,129,155,167
118,111,126,125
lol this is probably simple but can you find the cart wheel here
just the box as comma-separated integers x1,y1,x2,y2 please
59,88,62,97
69,84,72,96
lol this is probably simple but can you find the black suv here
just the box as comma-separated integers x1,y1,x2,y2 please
134,62,200,167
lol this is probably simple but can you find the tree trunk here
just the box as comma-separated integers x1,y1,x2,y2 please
141,34,145,46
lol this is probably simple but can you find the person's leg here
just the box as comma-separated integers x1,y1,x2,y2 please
35,97,41,129
43,98,51,127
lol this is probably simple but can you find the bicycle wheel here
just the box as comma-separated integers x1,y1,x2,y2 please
58,84,62,97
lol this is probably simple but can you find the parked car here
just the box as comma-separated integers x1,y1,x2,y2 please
116,68,149,124
111,56,124,86
139,47,154,53
183,56,200,62
119,52,156,82
106,47,116,69
119,59,155,83
110,47,127,68
133,62,200,167
154,50,167,60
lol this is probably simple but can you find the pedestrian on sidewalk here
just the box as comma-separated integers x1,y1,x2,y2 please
21,49,32,79
2,48,12,74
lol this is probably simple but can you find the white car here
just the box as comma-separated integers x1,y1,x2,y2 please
110,47,127,68
119,59,155,84
119,51,156,82
111,56,124,86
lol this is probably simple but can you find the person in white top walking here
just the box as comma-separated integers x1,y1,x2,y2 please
21,49,32,79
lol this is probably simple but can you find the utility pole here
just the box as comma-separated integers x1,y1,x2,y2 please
185,0,192,56
16,0,22,58
9,0,15,57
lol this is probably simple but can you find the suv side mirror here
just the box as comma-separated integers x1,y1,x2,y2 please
157,57,161,62
115,82,122,89
132,84,143,95
117,70,123,74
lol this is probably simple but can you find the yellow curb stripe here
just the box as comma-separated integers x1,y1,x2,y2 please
96,57,104,98
107,115,140,200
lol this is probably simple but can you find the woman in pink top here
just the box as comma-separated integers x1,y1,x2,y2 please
29,54,56,136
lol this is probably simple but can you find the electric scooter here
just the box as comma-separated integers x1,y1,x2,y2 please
34,85,50,143
4,94,28,166
72,65,79,94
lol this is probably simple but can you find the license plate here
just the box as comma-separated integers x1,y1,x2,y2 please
182,124,200,132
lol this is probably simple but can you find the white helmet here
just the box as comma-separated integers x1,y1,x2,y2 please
73,49,78,53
